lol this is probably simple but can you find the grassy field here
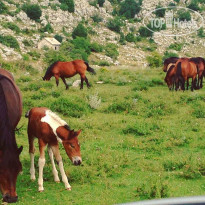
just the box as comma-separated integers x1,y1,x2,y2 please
8,65,205,204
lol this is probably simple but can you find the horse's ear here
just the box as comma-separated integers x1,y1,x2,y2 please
75,130,81,137
18,146,23,155
69,129,81,139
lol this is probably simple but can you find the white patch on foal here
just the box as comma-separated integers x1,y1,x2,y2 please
41,110,68,143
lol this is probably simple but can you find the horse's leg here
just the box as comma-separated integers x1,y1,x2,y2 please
191,77,195,92
186,79,189,90
48,146,60,183
80,76,84,90
38,139,46,192
29,135,35,181
61,77,69,90
54,74,59,87
85,77,91,88
51,145,71,190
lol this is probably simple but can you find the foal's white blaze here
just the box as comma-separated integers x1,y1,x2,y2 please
41,110,68,143
72,156,82,164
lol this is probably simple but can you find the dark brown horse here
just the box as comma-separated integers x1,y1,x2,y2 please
163,57,179,72
43,60,96,90
175,58,198,91
0,69,23,203
189,57,205,89
164,64,176,90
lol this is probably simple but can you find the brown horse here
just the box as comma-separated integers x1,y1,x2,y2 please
43,60,96,90
164,64,176,90
175,58,198,91
25,107,82,192
0,69,23,203
163,57,179,72
189,57,205,89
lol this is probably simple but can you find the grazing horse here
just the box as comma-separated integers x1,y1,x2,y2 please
0,69,23,203
42,60,96,90
189,57,205,89
163,57,179,72
175,58,198,91
25,107,82,192
164,64,176,90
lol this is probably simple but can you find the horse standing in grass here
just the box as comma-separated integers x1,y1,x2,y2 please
175,58,198,91
0,69,23,203
25,107,82,192
189,57,205,89
42,60,96,90
164,64,176,90
163,57,179,72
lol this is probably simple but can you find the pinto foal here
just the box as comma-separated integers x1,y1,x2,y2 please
25,107,82,192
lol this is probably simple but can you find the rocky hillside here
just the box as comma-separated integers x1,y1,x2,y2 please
0,0,204,69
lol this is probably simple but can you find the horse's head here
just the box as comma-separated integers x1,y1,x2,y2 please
0,146,23,203
164,76,173,90
62,130,82,166
42,75,51,81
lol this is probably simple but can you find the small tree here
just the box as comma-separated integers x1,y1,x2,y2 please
0,1,8,14
54,34,63,43
125,33,135,42
22,4,42,21
177,10,191,21
106,17,124,33
138,26,153,37
72,23,88,39
146,52,162,68
155,4,166,17
188,0,200,11
98,0,105,7
119,0,141,19
59,0,75,13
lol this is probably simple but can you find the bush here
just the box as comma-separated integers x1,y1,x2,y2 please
146,52,162,68
27,51,41,60
198,28,205,38
22,39,34,47
0,1,8,14
168,43,183,51
125,33,135,42
59,0,74,12
2,22,21,34
0,35,20,50
163,51,179,61
91,14,103,23
119,32,126,45
119,0,141,19
138,26,153,37
104,43,119,60
40,23,54,33
106,17,124,33
98,0,105,7
106,101,131,113
188,0,200,11
177,10,191,21
54,34,63,43
72,23,88,39
22,4,42,21
90,42,103,52
155,4,166,17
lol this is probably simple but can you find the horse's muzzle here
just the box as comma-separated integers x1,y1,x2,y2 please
73,156,82,166
3,194,18,203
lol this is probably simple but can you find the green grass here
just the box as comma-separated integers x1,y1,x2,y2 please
8,66,205,204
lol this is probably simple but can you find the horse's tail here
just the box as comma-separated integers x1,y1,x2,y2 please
25,110,30,118
84,61,96,75
43,61,58,80
176,62,182,79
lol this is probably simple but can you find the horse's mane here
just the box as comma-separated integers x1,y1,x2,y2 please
44,61,59,78
164,57,179,65
0,75,19,168
167,64,175,75
190,57,205,65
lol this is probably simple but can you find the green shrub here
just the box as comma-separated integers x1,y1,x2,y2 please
106,101,131,113
188,0,200,11
59,0,74,12
0,1,8,14
49,97,90,118
119,0,141,19
2,22,21,34
72,23,88,39
0,35,20,50
54,34,63,43
22,4,42,21
22,39,34,47
97,61,110,66
91,14,103,23
106,17,124,33
198,28,205,38
90,42,103,52
168,43,183,51
40,23,54,33
98,0,105,7
155,4,166,17
44,50,69,65
104,43,119,60
72,37,91,55
125,33,135,42
163,51,179,61
119,32,126,45
139,26,153,37
17,76,32,83
146,52,162,68
27,51,41,60
177,10,191,21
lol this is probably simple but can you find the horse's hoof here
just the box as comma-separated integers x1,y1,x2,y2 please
66,187,71,191
55,181,60,183
38,189,44,192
